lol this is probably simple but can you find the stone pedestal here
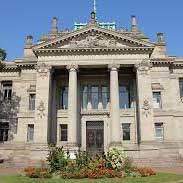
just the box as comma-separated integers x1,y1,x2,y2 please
109,64,121,145
34,63,52,144
67,64,78,147
135,60,154,142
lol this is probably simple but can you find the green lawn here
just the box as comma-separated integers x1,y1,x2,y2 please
0,173,183,183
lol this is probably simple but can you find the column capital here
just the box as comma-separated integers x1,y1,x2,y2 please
108,64,120,71
135,59,152,75
66,64,78,71
36,63,52,78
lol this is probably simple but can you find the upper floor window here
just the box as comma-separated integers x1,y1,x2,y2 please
119,86,130,109
101,86,109,109
91,86,99,109
179,78,183,98
1,81,12,100
29,94,36,111
60,86,68,110
155,123,164,141
153,92,162,109
81,85,109,110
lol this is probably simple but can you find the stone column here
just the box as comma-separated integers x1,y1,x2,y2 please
67,64,78,147
135,59,154,142
34,63,52,144
109,64,121,145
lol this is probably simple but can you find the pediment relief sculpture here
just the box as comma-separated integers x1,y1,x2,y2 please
60,33,127,49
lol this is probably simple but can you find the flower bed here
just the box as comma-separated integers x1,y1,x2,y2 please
23,146,156,179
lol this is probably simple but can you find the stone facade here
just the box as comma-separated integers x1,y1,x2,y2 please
0,14,183,166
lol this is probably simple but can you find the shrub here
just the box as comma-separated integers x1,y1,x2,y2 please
136,167,156,177
24,167,52,178
75,151,90,168
106,148,127,170
47,146,69,172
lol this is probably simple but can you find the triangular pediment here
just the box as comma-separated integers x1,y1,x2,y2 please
34,25,154,52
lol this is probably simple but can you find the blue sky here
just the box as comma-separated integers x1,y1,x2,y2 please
0,0,182,60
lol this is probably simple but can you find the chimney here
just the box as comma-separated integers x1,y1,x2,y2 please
157,32,165,44
51,17,58,34
25,35,33,48
131,15,138,32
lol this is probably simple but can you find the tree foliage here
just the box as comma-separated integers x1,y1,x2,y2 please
0,48,7,61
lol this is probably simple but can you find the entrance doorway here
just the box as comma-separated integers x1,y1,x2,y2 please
86,121,104,155
0,122,9,142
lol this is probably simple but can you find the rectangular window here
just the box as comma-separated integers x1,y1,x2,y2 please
0,122,9,142
2,82,12,100
122,123,131,141
29,94,36,111
155,123,164,141
119,86,130,109
82,86,88,109
60,86,68,109
60,124,68,141
27,124,34,142
179,78,183,98
91,86,99,109
153,92,162,108
101,86,109,109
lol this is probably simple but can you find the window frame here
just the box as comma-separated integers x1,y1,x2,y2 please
27,124,34,142
29,93,36,111
152,91,162,109
122,123,131,141
1,81,12,101
155,123,164,141
60,124,68,142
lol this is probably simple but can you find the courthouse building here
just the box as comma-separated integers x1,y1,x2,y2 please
0,11,183,164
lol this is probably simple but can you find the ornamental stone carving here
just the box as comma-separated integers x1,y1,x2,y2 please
66,64,78,71
108,64,120,71
65,33,118,48
36,63,51,78
142,98,151,117
37,101,45,118
135,59,152,75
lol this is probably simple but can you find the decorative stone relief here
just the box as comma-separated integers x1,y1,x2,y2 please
66,64,78,71
142,98,151,117
37,101,45,118
108,64,120,71
36,63,51,78
61,33,123,48
135,59,152,75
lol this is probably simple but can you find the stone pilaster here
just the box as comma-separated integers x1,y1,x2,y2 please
34,63,52,144
108,64,121,146
67,64,78,147
135,59,154,142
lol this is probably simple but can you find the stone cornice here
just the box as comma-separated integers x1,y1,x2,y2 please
150,57,175,65
0,61,36,72
34,47,154,57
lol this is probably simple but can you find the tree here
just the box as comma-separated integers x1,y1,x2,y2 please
0,91,21,141
0,48,7,61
